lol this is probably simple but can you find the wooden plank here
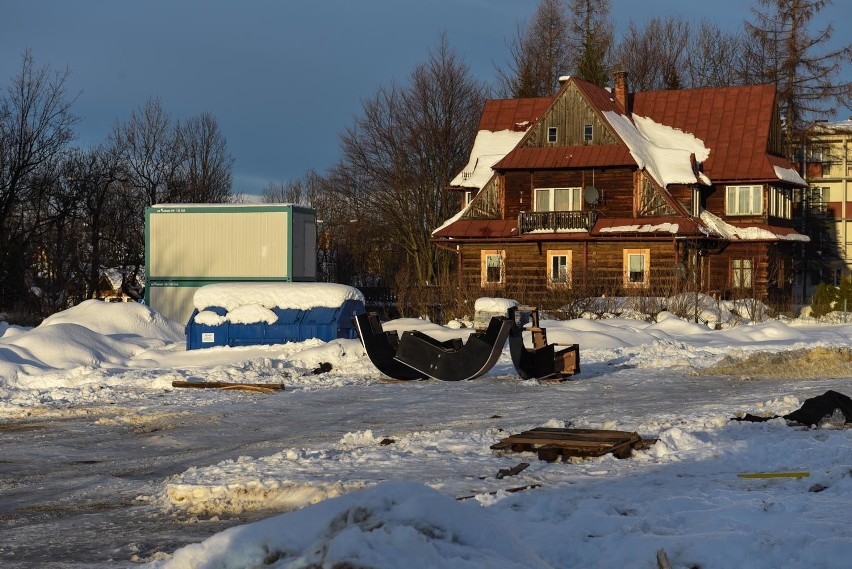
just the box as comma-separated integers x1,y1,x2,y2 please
171,381,285,393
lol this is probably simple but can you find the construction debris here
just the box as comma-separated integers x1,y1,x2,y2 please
171,381,285,393
491,427,653,462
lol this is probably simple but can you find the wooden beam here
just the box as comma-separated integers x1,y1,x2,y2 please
171,381,285,393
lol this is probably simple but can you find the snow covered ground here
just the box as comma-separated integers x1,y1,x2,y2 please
2,299,852,568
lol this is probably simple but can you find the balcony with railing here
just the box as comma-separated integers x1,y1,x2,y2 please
518,210,597,234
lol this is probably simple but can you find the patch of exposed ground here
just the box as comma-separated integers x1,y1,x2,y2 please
696,346,852,380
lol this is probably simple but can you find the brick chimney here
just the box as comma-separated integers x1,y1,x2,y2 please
613,71,630,113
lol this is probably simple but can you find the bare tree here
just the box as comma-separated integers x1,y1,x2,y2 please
612,17,691,92
62,144,131,300
685,20,749,88
331,36,487,288
744,0,852,158
111,97,184,207
176,112,234,203
0,50,77,313
496,0,572,97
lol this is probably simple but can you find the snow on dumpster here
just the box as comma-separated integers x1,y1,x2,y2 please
185,282,365,349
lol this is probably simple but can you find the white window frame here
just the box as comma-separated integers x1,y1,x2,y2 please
732,258,753,289
547,250,572,287
768,186,792,219
583,124,593,142
547,127,557,144
623,248,650,288
462,190,474,209
481,249,505,286
534,187,582,212
726,185,763,216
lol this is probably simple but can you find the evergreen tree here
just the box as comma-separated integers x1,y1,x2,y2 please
567,0,613,87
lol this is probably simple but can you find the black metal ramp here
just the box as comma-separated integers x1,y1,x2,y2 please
353,313,428,381
393,317,513,381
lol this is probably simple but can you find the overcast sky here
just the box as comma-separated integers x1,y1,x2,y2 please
2,0,850,196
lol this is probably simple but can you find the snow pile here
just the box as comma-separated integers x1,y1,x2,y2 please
40,299,183,340
603,111,709,187
0,300,183,383
150,481,552,569
473,297,518,313
698,346,852,380
193,282,364,312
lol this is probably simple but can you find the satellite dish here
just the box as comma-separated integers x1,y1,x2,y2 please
583,185,599,205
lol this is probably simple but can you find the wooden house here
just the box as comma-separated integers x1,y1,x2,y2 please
433,73,808,306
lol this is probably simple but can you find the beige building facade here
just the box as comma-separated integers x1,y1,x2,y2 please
805,120,852,284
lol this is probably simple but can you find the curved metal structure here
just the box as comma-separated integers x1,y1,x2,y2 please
352,313,428,381
354,307,580,382
393,317,514,381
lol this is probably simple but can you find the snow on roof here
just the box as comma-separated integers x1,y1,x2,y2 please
603,111,710,188
102,268,124,290
193,282,364,312
432,198,473,237
700,211,809,242
449,129,527,189
599,222,680,234
773,164,807,186
474,297,518,312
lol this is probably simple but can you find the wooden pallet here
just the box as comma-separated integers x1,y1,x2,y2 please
490,427,652,462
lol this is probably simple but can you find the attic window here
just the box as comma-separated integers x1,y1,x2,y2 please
584,124,593,142
547,127,557,144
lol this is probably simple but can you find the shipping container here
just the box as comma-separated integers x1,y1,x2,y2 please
145,204,316,323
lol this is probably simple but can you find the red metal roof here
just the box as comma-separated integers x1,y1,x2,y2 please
572,77,626,114
431,219,518,240
494,145,635,170
632,85,796,182
478,98,553,132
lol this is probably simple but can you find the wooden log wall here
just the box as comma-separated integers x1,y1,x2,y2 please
502,168,636,220
458,239,680,307
522,83,620,147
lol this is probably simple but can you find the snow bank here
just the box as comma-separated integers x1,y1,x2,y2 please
150,481,552,569
40,299,183,341
193,282,364,312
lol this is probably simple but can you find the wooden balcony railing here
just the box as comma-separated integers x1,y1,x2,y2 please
518,210,596,234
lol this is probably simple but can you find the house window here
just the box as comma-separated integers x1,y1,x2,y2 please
462,190,474,209
534,187,582,212
547,127,557,143
726,185,762,215
692,187,701,217
584,124,593,142
768,186,792,219
623,248,650,287
547,250,572,287
481,250,505,286
732,258,753,289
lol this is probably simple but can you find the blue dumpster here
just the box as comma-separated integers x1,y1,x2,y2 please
185,294,365,350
